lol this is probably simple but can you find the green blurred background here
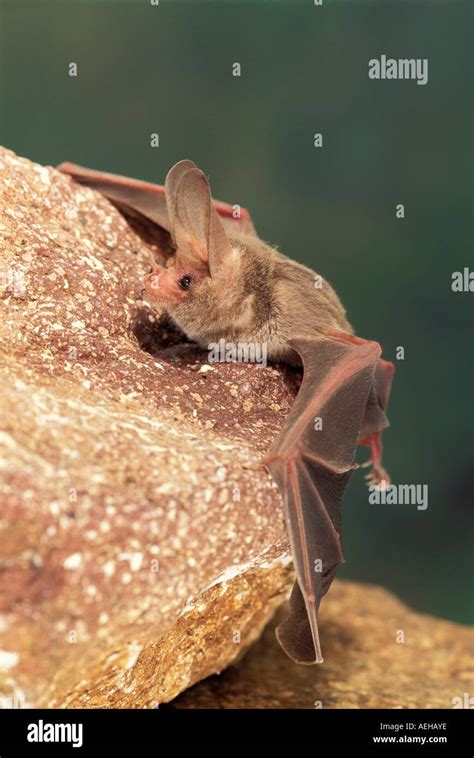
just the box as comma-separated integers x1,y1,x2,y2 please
1,0,472,623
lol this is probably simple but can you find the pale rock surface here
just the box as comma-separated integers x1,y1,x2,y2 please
0,148,296,708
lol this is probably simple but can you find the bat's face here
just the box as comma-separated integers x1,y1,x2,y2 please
143,256,210,310
143,161,276,344
142,243,266,346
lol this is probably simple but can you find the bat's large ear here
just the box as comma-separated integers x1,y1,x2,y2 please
164,160,198,231
165,162,232,276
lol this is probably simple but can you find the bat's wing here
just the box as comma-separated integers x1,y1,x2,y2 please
264,334,389,664
359,357,395,486
57,162,257,237
326,330,395,486
57,161,172,232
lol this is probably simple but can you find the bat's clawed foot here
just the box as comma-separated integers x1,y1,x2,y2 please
360,431,390,489
362,459,390,489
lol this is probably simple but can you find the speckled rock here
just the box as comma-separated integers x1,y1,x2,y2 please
169,581,474,709
0,147,299,708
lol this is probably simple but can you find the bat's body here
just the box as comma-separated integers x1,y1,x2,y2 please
59,159,394,664
160,238,354,363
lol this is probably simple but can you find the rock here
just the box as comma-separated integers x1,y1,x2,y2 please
168,581,474,709
0,147,298,708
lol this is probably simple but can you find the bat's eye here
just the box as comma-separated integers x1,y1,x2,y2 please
179,275,192,291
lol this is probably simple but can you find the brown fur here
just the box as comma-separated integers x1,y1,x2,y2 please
162,233,352,363
142,162,353,362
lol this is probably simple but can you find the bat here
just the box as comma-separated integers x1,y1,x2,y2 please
59,159,394,664
57,161,256,238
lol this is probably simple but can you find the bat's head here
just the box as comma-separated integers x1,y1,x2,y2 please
143,255,209,311
143,160,269,344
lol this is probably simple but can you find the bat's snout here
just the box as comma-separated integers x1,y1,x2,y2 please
144,271,160,290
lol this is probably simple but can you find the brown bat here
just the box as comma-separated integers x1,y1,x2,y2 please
58,159,394,664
